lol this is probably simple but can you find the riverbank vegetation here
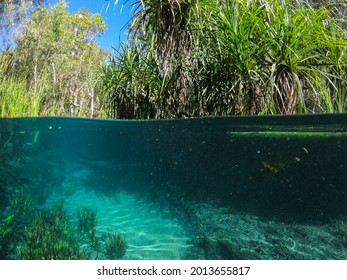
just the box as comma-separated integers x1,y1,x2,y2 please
1,0,347,118
1,0,107,117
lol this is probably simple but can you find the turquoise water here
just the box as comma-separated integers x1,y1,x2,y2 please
1,115,347,259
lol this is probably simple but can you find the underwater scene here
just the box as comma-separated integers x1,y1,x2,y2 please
1,115,347,260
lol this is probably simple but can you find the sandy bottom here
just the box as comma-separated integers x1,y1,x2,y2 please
44,164,192,260
37,159,347,260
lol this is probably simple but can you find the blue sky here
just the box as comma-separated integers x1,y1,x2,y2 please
49,0,134,51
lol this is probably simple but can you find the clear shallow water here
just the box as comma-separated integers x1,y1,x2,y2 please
1,115,347,259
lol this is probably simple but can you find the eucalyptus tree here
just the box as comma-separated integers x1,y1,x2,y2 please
0,0,44,50
14,0,108,117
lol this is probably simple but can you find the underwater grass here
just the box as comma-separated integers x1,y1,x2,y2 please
18,203,88,260
0,193,128,259
104,231,128,260
77,206,97,236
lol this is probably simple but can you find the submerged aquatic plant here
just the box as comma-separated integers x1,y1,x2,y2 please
104,231,127,260
0,187,39,259
9,188,36,218
76,207,129,259
76,206,97,242
0,217,16,259
18,203,88,260
332,220,347,241
1,186,131,260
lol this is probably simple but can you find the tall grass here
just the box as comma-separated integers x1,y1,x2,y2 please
0,76,42,117
103,0,347,119
1,50,45,117
1,47,105,118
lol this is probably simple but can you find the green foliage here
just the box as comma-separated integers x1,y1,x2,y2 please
1,1,30,49
18,203,88,260
76,206,97,242
103,0,347,118
13,0,108,117
0,0,108,118
75,206,128,259
9,188,36,218
0,218,15,259
0,188,37,259
0,0,44,51
0,182,130,260
1,49,42,117
1,0,345,118
104,231,128,260
0,75,41,117
332,220,347,241
0,49,15,75
197,0,347,114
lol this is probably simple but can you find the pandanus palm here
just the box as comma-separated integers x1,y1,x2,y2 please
124,0,209,116
105,0,347,118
